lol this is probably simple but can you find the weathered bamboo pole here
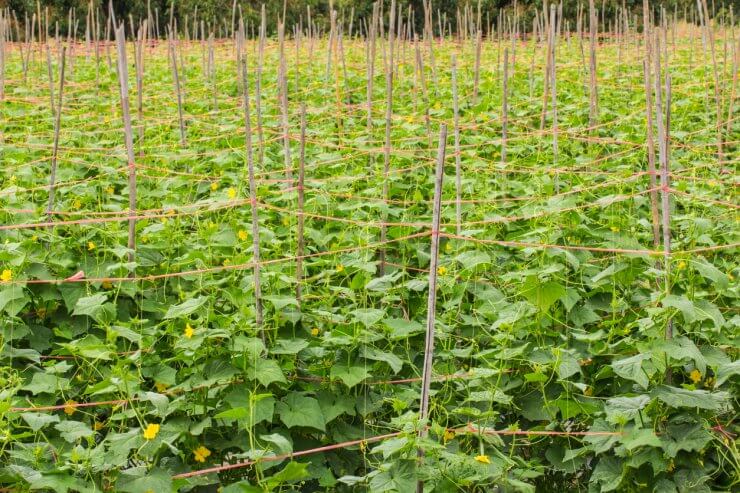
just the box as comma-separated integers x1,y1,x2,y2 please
114,25,137,267
256,5,266,167
168,31,186,147
588,0,599,127
379,0,396,277
502,47,509,174
45,47,66,218
699,0,724,163
135,21,146,156
296,103,307,305
416,124,448,493
240,55,263,340
452,54,462,236
643,0,661,248
277,20,292,184
45,43,55,116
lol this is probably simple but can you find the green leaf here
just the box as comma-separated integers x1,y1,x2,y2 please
247,358,287,387
361,346,404,373
660,422,712,458
455,250,491,270
716,360,740,386
23,372,70,395
21,412,60,431
330,363,371,388
0,287,26,314
276,393,325,431
621,427,661,451
522,278,565,311
604,395,650,424
351,308,385,328
591,456,623,492
692,259,729,289
264,295,299,310
117,467,172,493
72,293,112,322
652,385,730,410
265,462,310,488
164,296,208,319
54,421,94,443
611,353,652,389
654,337,706,375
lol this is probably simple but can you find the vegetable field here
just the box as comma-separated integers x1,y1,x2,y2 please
0,1,738,492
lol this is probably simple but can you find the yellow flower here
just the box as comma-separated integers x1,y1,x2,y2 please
433,101,442,110
475,454,491,464
227,187,237,199
238,230,248,241
72,198,82,209
677,260,687,270
184,323,194,339
102,281,113,289
336,264,344,273
63,400,77,415
31,235,38,242
143,423,160,440
87,241,96,251
94,421,105,431
9,175,17,183
445,243,452,252
210,182,219,191
1,269,12,282
443,429,456,442
689,369,702,384
610,226,620,233
155,382,168,392
193,445,211,463
584,386,593,396
282,216,290,226
106,186,114,195
359,440,366,452
223,259,231,266
437,266,447,275
311,328,320,336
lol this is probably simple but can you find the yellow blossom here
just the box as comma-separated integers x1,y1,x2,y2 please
87,241,96,251
475,455,491,464
63,400,77,415
227,187,237,199
94,421,105,431
282,216,290,226
610,226,620,233
72,199,82,209
210,182,219,191
184,323,194,339
359,440,366,452
9,175,17,183
677,260,687,270
311,328,320,336
336,264,345,273
437,266,447,275
1,269,12,282
106,186,114,195
223,259,231,266
584,387,593,396
193,446,211,463
155,382,168,392
102,281,113,289
31,235,38,242
445,243,452,252
443,429,456,442
689,369,702,384
238,230,248,241
143,423,160,440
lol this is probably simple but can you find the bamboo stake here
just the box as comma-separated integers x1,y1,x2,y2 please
699,0,724,163
502,47,509,174
643,1,661,248
0,14,5,101
278,20,292,184
379,0,396,277
135,21,146,156
296,103,307,306
240,55,263,340
588,0,599,127
169,30,186,147
45,43,55,116
472,30,482,102
256,5,266,168
114,25,137,268
452,54,462,236
46,47,66,218
416,124,448,493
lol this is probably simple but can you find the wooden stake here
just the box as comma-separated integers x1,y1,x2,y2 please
588,0,599,127
502,47,509,174
379,0,396,277
240,55,263,340
452,54,462,236
416,124,448,493
169,30,186,147
296,103,307,305
114,25,137,268
46,47,66,218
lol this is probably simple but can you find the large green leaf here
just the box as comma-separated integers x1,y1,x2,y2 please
276,393,326,431
164,296,208,319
